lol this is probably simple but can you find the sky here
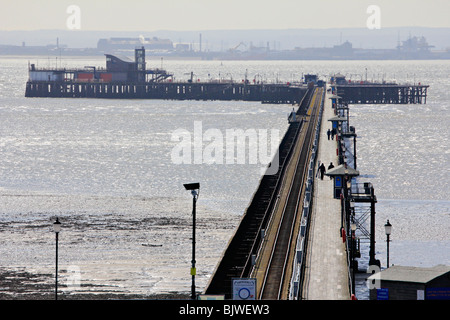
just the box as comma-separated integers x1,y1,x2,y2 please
1,0,450,31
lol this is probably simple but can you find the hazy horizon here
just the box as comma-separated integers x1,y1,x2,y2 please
2,1,450,51
2,26,450,51
1,1,450,31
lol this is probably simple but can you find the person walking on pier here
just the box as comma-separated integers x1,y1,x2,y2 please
319,163,326,180
327,128,331,140
328,162,334,179
289,108,296,122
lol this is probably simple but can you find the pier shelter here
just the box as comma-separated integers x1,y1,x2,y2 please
326,164,359,199
369,265,450,300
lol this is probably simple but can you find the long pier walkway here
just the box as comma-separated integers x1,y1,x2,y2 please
204,88,318,299
301,91,349,299
254,87,322,300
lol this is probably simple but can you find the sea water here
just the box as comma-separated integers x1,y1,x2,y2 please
0,57,448,298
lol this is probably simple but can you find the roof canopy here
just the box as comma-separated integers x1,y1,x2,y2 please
105,54,134,63
325,164,359,177
368,265,450,284
328,116,347,122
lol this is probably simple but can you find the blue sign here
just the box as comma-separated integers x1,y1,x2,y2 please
426,287,450,300
232,278,256,300
377,288,389,300
335,176,342,187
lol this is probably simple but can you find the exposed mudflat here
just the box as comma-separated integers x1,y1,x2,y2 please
0,268,189,300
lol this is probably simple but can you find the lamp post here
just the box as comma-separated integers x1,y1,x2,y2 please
183,182,200,300
384,220,392,268
53,217,62,300
351,220,357,294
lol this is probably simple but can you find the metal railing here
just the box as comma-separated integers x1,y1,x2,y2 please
288,88,325,300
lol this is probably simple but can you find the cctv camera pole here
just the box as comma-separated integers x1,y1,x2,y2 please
191,189,197,300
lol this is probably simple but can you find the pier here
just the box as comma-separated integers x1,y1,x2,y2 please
330,73,429,104
205,87,323,299
24,47,307,104
25,80,307,104
335,83,429,104
203,74,429,299
24,48,428,106
300,89,351,299
23,50,431,300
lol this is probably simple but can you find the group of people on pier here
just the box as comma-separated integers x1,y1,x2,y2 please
326,128,337,140
318,124,337,180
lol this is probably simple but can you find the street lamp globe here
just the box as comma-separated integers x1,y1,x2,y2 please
384,220,392,236
53,217,61,233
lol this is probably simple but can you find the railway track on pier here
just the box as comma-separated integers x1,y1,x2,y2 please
205,89,315,298
259,87,323,300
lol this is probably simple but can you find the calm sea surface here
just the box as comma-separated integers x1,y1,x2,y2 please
0,57,448,298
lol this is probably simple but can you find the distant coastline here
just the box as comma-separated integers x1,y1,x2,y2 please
1,27,450,60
